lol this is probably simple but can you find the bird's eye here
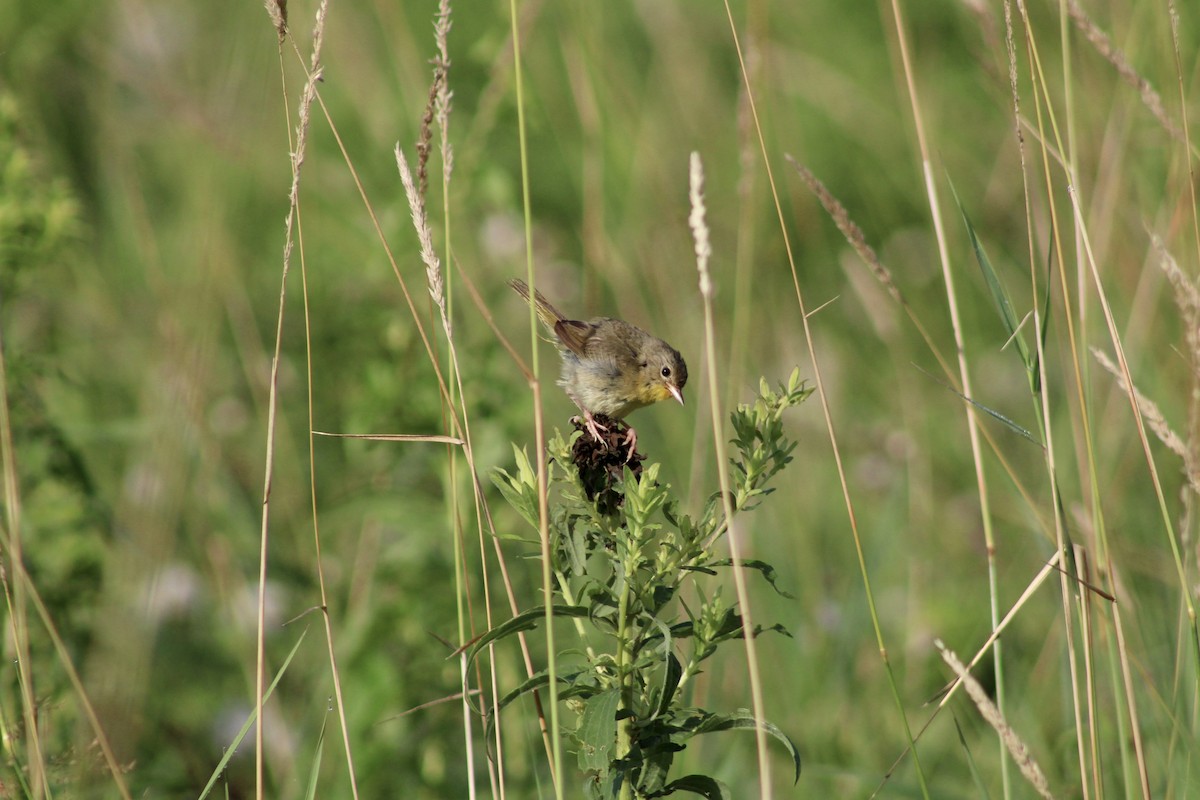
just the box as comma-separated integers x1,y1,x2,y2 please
661,366,671,378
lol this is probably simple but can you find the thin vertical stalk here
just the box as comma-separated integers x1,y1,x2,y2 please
887,3,1008,796
615,576,633,800
1014,6,1092,792
507,0,564,792
0,317,47,800
721,1,930,794
690,152,773,798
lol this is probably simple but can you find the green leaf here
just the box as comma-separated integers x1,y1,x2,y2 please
302,715,327,800
464,604,590,666
638,744,676,795
655,653,683,720
656,774,731,799
1033,227,1056,394
953,714,992,799
702,559,794,598
495,668,597,711
198,628,309,799
948,177,1033,380
701,608,789,645
915,364,1041,446
491,445,541,530
686,709,801,783
483,669,598,758
577,689,622,773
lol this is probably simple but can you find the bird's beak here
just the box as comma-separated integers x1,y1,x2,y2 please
667,383,685,406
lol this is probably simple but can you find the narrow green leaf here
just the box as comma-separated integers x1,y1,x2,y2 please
659,774,731,799
464,604,589,666
915,364,1042,446
702,559,794,598
687,709,801,783
638,744,676,795
952,714,992,799
490,446,541,530
948,177,1033,376
1033,227,1056,394
302,716,327,800
198,628,309,799
658,653,683,719
484,669,597,757
495,668,596,711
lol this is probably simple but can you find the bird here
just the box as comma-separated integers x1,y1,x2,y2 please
509,278,687,458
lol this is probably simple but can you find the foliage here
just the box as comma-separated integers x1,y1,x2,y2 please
489,371,810,797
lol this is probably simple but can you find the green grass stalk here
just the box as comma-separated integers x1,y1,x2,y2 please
887,2,1010,795
507,0,564,792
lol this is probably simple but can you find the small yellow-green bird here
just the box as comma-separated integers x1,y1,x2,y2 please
510,278,687,456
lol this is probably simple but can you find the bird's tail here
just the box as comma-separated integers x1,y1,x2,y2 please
509,278,566,331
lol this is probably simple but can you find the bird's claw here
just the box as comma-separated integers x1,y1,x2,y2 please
622,427,638,463
571,412,639,462
571,413,608,443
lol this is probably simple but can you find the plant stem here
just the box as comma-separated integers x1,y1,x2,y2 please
616,562,634,800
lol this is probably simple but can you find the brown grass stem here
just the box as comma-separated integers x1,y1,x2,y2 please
257,3,331,796
0,297,45,798
690,151,773,796
722,0,931,793
935,640,1056,800
1015,8,1094,791
874,551,1060,797
2,331,92,798
1070,183,1197,659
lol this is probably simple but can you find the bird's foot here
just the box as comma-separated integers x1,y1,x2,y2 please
573,411,608,443
622,426,638,463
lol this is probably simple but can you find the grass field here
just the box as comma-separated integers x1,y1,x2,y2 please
2,0,1199,797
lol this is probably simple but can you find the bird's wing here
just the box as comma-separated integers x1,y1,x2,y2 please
552,318,595,358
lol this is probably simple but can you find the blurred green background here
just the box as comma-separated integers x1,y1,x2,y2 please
2,0,1198,796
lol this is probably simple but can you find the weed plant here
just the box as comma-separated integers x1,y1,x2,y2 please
487,371,808,798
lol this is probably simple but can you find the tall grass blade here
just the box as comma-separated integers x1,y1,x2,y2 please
303,717,328,800
948,179,1034,388
198,629,309,800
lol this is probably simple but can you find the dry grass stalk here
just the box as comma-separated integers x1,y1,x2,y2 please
287,0,330,210
263,0,287,38
1091,347,1197,497
435,0,455,184
689,143,774,796
396,147,450,339
1091,347,1188,462
785,156,903,307
1065,0,1182,142
308,0,329,70
935,640,1056,800
689,152,712,299
1154,237,1200,357
416,79,441,200
1003,0,1023,149
416,0,453,199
